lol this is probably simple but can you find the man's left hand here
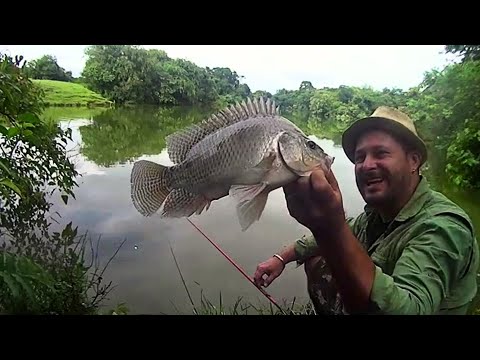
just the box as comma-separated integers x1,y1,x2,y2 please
283,168,346,239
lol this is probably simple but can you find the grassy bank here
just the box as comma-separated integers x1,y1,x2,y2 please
33,79,112,107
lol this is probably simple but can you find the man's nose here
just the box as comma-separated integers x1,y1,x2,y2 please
362,154,377,170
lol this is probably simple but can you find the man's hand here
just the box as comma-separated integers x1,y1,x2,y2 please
284,169,376,314
254,256,285,288
283,168,345,239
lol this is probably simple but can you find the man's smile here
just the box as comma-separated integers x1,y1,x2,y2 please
366,177,384,187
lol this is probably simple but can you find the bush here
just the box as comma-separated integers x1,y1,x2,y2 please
445,119,480,189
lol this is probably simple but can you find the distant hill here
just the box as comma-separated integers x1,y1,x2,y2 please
33,79,112,107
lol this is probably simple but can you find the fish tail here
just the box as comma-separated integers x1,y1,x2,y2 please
130,160,172,216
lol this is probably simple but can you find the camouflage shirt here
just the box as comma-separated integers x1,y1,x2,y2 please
294,177,479,315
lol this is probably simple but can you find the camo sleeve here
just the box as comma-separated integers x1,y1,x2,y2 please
294,216,358,266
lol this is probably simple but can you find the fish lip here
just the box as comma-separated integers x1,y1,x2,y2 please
329,156,335,165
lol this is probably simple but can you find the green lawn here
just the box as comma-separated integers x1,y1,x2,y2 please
33,79,112,107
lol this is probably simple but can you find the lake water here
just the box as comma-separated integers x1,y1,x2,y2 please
42,106,480,315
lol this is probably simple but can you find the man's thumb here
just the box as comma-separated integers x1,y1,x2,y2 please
325,168,339,191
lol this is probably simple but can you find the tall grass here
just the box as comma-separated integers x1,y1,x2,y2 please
195,289,316,315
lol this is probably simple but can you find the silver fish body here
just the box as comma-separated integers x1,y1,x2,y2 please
130,97,334,231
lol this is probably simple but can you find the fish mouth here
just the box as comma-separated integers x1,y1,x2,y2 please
327,155,335,167
316,155,334,172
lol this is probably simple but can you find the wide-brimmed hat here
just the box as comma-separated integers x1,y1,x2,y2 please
342,106,428,165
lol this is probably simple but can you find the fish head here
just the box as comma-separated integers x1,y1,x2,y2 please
278,131,334,176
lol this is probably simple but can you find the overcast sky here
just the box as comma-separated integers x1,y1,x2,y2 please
0,45,459,94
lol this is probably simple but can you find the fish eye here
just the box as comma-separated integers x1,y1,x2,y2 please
307,140,318,150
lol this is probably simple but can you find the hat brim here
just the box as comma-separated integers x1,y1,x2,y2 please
342,116,428,165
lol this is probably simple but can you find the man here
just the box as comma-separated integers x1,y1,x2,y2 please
254,106,479,315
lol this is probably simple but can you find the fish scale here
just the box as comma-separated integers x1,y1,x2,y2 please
172,120,281,191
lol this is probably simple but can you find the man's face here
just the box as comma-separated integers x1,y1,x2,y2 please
353,130,417,207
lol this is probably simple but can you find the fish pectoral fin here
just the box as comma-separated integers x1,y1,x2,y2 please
229,183,269,231
229,183,267,204
161,189,211,218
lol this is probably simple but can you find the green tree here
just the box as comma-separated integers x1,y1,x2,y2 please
25,55,73,82
299,81,315,91
445,45,480,62
404,46,480,189
82,45,147,104
207,67,251,104
81,45,232,106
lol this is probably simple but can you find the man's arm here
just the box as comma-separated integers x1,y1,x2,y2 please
294,216,358,266
317,215,475,314
313,223,375,314
282,168,377,313
253,215,359,289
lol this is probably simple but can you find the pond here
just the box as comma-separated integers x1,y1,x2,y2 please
42,106,480,315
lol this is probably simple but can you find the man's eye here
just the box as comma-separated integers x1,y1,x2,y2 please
354,154,364,163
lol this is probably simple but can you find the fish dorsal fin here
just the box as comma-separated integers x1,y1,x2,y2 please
166,97,280,164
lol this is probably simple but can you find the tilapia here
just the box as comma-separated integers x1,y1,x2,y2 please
130,97,334,231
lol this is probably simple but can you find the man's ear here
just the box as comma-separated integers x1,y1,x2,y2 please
408,151,421,170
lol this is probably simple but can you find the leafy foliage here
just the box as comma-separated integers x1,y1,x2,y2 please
81,46,250,107
445,45,480,62
0,52,119,314
445,120,480,188
0,251,54,314
405,59,480,188
0,53,78,248
24,55,74,82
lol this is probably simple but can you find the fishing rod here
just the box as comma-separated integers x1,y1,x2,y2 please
186,218,288,315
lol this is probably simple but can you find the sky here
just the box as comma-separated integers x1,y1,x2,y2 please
0,45,459,94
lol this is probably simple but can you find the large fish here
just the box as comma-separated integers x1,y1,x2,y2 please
130,97,334,231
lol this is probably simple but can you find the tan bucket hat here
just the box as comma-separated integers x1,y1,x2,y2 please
342,106,428,165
